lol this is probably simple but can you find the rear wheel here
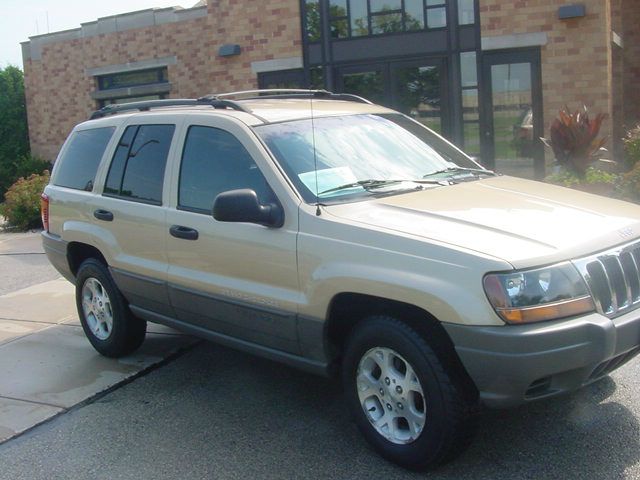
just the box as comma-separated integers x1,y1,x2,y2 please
342,315,476,470
75,259,146,357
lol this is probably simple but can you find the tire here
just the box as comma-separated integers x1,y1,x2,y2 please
342,315,477,470
75,258,146,358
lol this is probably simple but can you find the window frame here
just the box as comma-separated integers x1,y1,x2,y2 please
307,0,449,43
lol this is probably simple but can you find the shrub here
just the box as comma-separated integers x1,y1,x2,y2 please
541,106,608,176
546,166,619,189
624,124,640,170
0,171,50,231
620,162,640,203
0,154,49,202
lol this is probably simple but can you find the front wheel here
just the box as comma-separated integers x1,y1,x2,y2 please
342,315,476,470
75,259,146,357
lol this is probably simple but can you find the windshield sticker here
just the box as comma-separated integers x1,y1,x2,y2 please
299,167,358,196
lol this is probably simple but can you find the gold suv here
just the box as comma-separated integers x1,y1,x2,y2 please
42,90,640,469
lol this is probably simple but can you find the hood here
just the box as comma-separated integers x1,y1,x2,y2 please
324,176,640,268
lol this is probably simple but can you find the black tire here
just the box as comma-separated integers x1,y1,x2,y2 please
342,315,477,470
75,258,146,358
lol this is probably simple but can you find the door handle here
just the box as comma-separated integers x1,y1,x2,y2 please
94,209,114,222
170,225,199,241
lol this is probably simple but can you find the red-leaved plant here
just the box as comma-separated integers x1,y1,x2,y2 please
541,106,608,176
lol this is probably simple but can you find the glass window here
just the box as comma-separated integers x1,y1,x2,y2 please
350,0,369,36
179,126,275,213
98,68,168,91
460,51,478,88
104,125,175,204
462,89,480,155
404,0,425,30
331,18,349,38
330,0,348,14
53,127,115,191
457,0,475,25
305,0,450,39
370,0,401,12
305,0,321,41
330,0,349,38
426,7,447,28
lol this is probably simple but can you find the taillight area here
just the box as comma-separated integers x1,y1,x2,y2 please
40,193,50,232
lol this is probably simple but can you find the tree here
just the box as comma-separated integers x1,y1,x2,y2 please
0,66,47,202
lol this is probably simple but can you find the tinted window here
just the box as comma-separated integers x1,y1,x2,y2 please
54,127,115,191
179,126,274,213
104,124,175,204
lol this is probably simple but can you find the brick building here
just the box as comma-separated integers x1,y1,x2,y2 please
21,0,640,179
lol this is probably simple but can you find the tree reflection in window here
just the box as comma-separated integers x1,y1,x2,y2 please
305,0,448,41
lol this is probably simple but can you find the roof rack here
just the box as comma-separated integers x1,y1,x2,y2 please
204,89,373,104
88,89,373,120
89,97,251,120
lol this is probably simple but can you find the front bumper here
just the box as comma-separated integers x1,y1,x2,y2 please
443,311,640,408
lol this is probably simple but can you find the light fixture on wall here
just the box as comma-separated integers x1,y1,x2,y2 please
558,4,586,20
218,44,242,57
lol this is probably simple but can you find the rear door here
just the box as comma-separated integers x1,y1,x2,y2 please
92,118,181,314
165,115,301,354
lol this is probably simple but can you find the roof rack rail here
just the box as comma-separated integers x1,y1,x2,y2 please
204,89,373,104
89,97,251,120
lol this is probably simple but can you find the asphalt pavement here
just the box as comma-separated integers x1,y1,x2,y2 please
0,341,638,479
0,231,639,479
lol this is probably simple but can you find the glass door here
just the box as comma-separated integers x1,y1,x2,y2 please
390,59,447,136
335,63,389,106
481,49,544,179
335,59,448,137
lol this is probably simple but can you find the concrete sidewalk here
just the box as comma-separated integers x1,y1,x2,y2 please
0,233,198,444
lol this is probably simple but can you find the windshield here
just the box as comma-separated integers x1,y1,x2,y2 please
256,113,488,203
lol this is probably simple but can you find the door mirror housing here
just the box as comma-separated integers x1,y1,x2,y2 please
212,189,284,228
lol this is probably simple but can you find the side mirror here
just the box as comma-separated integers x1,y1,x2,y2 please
212,189,284,228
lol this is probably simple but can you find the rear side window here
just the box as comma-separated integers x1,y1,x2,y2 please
104,124,175,204
53,127,115,191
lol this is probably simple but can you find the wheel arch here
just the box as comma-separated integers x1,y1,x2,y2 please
67,242,108,276
325,292,478,400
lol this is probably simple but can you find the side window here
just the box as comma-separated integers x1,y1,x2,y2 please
53,127,115,191
178,126,275,213
104,124,175,204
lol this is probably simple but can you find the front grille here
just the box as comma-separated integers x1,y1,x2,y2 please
573,239,640,318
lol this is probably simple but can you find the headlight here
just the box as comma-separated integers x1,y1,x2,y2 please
483,263,595,324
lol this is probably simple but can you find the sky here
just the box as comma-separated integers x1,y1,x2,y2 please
0,0,191,68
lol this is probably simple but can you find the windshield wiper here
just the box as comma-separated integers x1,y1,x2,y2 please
318,178,448,196
423,167,497,179
318,179,403,196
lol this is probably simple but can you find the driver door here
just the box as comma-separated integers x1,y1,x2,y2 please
165,116,300,354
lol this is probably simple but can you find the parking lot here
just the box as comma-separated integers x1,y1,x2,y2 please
0,232,639,479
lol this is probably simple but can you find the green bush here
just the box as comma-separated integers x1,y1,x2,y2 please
0,171,50,231
620,162,640,203
545,166,619,188
624,125,640,170
0,154,49,202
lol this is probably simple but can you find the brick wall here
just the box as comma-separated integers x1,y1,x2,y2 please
480,0,613,158
23,0,301,161
622,0,640,128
